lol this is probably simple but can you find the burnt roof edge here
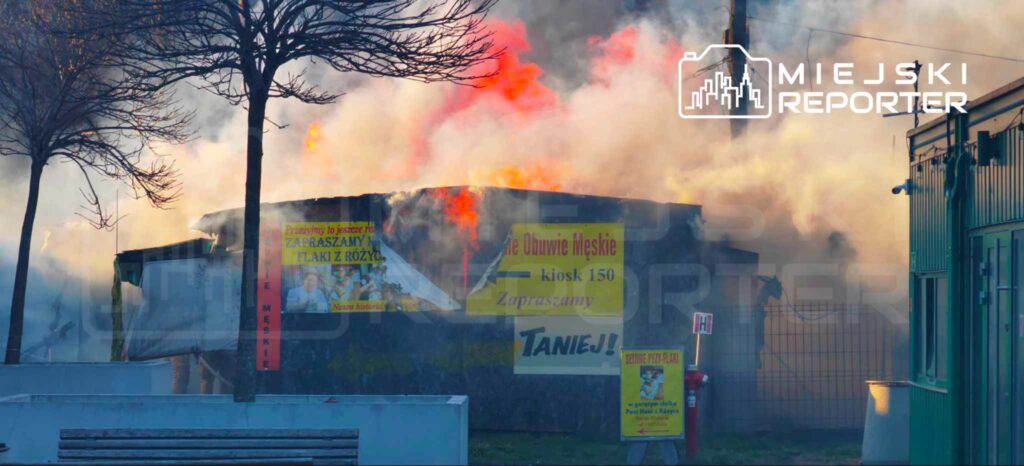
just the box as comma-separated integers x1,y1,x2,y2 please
192,185,703,235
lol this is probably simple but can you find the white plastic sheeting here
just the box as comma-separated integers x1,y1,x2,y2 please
380,242,461,311
124,257,240,360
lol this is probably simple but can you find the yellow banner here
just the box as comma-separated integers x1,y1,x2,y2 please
282,222,381,265
466,223,624,316
620,348,685,439
281,222,385,313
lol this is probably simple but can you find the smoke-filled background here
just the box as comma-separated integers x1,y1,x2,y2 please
1,0,1023,359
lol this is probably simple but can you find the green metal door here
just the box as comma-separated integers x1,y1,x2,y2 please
972,229,1016,464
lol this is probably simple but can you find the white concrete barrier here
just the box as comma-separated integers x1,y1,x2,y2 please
0,361,172,397
861,381,909,465
0,394,468,465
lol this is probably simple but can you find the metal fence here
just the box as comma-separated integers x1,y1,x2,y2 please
709,303,908,432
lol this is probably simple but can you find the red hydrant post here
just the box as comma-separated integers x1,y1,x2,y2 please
684,364,708,458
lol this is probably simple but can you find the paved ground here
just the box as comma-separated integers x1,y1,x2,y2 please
469,430,861,465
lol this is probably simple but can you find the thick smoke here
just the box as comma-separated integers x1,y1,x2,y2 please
2,0,1023,351
491,0,675,90
0,244,111,362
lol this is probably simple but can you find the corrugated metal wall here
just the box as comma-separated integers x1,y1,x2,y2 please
910,385,953,465
909,153,948,273
908,106,1024,465
969,126,1024,229
911,125,1024,274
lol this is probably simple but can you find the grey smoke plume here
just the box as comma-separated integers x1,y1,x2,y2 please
1,0,1023,342
492,0,674,90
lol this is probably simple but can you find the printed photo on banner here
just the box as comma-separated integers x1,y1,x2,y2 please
278,221,449,313
282,263,390,313
639,365,664,400
467,223,624,316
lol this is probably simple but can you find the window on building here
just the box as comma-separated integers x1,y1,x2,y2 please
916,274,947,381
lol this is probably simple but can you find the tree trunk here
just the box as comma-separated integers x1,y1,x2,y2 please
233,92,268,401
171,354,191,394
4,158,45,364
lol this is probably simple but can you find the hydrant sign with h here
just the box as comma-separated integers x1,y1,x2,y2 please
620,347,685,440
692,312,713,335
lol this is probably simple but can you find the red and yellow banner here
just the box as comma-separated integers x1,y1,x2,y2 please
256,223,282,371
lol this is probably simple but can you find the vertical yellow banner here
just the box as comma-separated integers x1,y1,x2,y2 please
620,348,685,440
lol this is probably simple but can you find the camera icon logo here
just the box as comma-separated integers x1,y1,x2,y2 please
678,44,773,120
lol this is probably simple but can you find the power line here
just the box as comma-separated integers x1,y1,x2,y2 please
681,56,728,83
748,16,1024,64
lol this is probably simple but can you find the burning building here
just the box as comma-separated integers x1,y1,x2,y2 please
114,186,763,434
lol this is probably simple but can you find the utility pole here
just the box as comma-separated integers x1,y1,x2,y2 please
912,60,922,128
881,60,923,127
725,0,749,138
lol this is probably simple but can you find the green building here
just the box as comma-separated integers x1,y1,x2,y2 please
908,76,1024,464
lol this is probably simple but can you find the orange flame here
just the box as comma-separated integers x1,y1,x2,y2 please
463,20,559,113
304,121,322,154
470,159,564,191
397,20,560,179
430,187,483,291
431,187,480,245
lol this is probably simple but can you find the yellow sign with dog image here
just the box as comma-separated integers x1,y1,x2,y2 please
620,348,685,440
467,223,624,316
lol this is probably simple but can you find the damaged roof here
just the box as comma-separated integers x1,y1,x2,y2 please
192,185,704,247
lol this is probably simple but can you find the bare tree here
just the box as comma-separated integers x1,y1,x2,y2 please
0,0,191,364
103,0,500,401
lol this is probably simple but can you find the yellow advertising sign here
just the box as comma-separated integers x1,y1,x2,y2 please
466,223,624,316
620,348,685,440
281,222,385,313
282,222,381,266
